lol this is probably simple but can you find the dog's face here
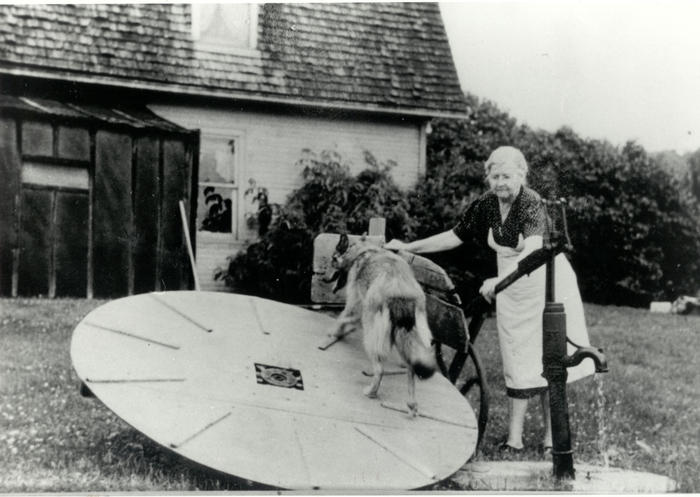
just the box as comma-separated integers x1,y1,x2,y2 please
326,233,353,292
326,233,372,293
331,233,351,269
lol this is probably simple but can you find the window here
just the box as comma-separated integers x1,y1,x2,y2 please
197,135,237,235
191,3,259,53
22,163,89,190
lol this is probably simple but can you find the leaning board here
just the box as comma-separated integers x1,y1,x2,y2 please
70,291,477,490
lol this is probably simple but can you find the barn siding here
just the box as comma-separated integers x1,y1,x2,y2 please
54,191,88,297
0,118,20,296
160,139,190,291
17,189,52,296
133,136,160,294
57,126,90,161
93,131,132,298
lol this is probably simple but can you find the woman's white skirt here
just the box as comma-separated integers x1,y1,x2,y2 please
491,234,595,392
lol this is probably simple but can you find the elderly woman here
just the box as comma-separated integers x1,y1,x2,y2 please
385,146,594,453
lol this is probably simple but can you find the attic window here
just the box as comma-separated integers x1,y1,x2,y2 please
191,3,259,53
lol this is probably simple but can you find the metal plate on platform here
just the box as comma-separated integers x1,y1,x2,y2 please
70,291,477,490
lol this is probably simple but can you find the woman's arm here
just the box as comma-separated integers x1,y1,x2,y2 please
384,230,463,254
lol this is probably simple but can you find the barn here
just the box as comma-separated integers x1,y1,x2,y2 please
0,97,198,298
0,3,466,296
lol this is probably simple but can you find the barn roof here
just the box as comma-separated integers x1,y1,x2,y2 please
0,3,467,118
0,95,190,134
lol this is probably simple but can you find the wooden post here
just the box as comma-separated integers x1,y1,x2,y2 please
48,190,57,298
86,129,95,299
179,199,201,291
11,192,20,297
368,217,386,238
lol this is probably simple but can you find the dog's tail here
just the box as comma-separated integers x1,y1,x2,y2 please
387,297,436,380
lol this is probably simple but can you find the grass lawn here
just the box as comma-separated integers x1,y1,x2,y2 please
1,297,698,492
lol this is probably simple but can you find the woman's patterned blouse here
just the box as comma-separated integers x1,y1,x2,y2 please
452,186,547,249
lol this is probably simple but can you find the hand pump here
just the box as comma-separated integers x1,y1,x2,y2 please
541,199,608,479
468,198,608,480
541,198,576,478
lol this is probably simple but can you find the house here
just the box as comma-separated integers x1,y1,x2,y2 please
0,3,466,296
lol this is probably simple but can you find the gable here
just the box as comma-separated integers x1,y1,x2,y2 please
0,3,466,117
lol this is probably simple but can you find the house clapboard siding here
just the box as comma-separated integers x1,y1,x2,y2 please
152,105,424,188
151,103,427,289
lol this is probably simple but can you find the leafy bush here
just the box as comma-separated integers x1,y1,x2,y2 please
561,141,700,305
216,149,416,303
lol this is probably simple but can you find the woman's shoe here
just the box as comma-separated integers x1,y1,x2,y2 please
498,440,524,453
537,443,553,456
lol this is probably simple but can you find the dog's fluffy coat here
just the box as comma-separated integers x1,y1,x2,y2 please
329,234,436,415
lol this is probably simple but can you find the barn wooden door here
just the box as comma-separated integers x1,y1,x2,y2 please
17,186,88,297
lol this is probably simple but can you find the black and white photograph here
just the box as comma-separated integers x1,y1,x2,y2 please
0,0,697,492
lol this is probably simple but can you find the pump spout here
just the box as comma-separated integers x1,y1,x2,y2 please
563,346,608,373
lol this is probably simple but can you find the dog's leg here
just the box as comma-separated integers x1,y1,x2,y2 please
364,359,383,398
331,312,358,338
330,277,360,338
320,312,359,351
361,301,389,398
331,294,359,338
407,369,418,417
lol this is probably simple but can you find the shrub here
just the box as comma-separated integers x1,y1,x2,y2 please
560,141,700,305
216,149,417,303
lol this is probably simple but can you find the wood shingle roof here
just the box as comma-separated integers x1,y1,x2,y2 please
0,3,467,117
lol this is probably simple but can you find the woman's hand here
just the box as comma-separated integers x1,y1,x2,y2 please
384,239,409,251
479,277,499,303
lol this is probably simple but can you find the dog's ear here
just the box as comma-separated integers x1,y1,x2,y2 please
336,233,349,254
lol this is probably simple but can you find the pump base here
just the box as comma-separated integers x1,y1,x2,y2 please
453,461,677,492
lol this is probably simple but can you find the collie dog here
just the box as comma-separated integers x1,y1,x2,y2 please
328,234,436,416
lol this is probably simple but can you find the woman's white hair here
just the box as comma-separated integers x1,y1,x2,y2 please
484,146,528,177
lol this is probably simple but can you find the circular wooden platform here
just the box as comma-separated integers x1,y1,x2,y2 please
70,291,477,490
